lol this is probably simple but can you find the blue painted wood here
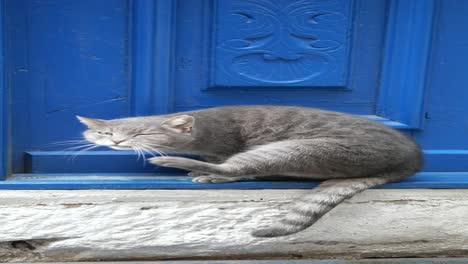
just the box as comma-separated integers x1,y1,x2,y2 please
6,0,133,173
175,0,386,114
5,0,30,176
412,0,468,150
1,172,468,190
364,115,410,130
131,0,177,115
422,150,468,172
0,0,6,180
213,0,353,87
130,0,156,116
152,0,176,115
377,0,437,129
25,151,187,174
25,150,468,174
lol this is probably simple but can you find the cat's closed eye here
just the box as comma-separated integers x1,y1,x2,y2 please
134,133,165,137
96,131,113,136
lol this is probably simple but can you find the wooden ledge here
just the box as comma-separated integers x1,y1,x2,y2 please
0,189,467,262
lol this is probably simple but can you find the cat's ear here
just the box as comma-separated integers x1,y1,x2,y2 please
161,115,194,134
76,116,106,128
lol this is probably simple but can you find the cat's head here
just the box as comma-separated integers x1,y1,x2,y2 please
76,115,195,152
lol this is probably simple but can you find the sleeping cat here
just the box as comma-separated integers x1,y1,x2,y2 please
77,105,422,237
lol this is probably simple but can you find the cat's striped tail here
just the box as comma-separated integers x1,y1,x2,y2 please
251,173,411,237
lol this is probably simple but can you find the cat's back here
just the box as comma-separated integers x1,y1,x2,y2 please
185,105,420,166
191,105,378,129
189,105,394,141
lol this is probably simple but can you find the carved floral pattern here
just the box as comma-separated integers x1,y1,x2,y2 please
214,0,350,86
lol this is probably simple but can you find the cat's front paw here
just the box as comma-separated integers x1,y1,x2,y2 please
192,175,246,184
148,156,193,168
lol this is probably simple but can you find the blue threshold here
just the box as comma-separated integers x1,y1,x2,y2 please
1,172,468,190
1,150,468,189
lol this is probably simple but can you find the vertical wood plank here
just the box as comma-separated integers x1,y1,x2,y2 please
153,0,177,114
130,0,155,116
377,0,438,129
131,0,177,115
0,0,7,180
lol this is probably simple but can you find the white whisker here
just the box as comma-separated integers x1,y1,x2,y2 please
45,140,90,147
137,146,147,165
69,144,100,162
139,144,159,158
140,144,167,157
48,139,87,144
61,144,96,152
131,144,149,165
132,146,140,161
133,145,143,162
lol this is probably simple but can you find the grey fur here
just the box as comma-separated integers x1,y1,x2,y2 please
78,105,422,237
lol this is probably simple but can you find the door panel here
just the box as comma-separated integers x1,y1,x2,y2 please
173,0,387,114
7,0,132,172
213,0,352,87
413,0,468,149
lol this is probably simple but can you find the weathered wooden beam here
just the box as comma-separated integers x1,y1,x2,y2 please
0,190,467,262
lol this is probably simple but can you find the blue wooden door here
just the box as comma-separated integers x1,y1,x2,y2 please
172,0,383,114
2,0,468,188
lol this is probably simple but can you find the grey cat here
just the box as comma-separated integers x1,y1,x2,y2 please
77,105,422,237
